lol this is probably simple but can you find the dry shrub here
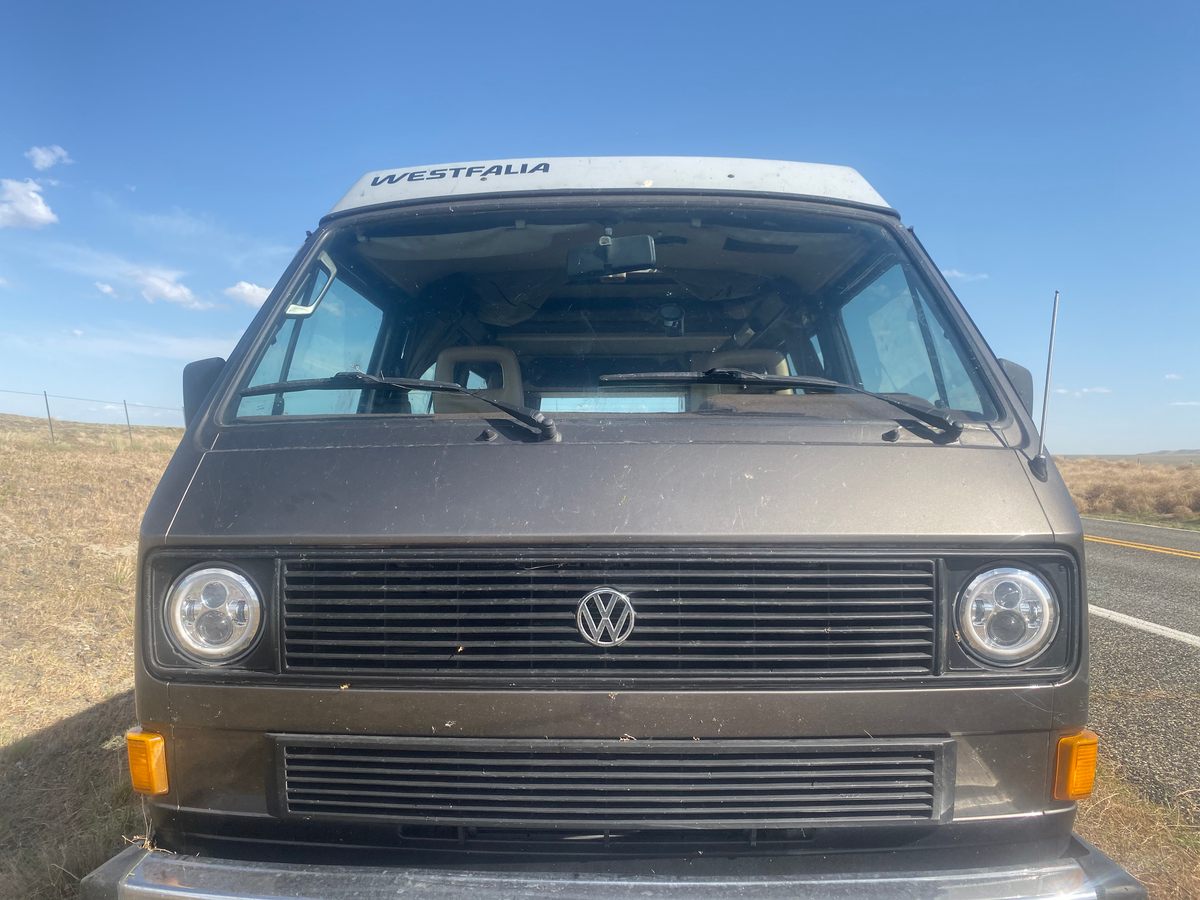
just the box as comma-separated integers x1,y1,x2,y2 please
1057,457,1200,522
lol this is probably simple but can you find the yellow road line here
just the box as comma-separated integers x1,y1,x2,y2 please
1084,534,1200,560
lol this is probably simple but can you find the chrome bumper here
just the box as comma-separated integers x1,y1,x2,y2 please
83,836,1142,899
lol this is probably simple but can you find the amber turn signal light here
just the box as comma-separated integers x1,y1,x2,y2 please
126,729,169,795
1054,729,1098,801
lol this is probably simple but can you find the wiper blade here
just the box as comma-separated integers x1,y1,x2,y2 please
601,367,963,439
240,371,559,441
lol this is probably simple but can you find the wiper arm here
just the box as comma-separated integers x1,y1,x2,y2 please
600,367,963,440
240,371,560,441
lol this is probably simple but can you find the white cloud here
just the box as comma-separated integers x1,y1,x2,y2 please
1054,386,1112,399
1080,387,1112,394
223,280,270,307
0,275,9,288
1169,400,1200,407
24,145,73,171
1165,373,1183,381
71,328,84,337
26,242,210,310
134,269,208,309
0,178,58,229
941,268,990,283
94,281,116,296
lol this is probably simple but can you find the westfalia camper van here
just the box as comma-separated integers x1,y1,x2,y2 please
84,158,1141,898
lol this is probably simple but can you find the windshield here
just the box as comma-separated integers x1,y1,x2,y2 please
236,202,997,422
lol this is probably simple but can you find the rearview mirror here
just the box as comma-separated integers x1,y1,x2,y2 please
567,234,656,278
999,358,1034,415
182,357,227,427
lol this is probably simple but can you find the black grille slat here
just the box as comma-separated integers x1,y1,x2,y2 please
283,568,935,581
282,639,932,649
286,795,934,804
285,584,933,595
281,739,941,828
288,801,936,817
281,552,937,685
282,619,932,627
285,777,937,791
282,652,934,663
282,625,933,635
285,756,935,769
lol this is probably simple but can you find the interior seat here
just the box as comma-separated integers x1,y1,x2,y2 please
432,346,524,413
693,349,790,377
689,349,790,409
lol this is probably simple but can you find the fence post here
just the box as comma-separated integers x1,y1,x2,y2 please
43,391,55,444
123,400,134,448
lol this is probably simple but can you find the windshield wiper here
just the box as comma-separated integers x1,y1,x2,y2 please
600,367,963,440
240,371,559,441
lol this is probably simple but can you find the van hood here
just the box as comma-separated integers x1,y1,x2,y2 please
160,432,1053,546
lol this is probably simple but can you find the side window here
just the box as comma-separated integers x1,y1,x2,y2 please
239,319,299,416
407,364,437,415
839,264,985,414
924,313,984,413
238,275,385,416
455,361,501,391
809,334,824,369
841,265,937,400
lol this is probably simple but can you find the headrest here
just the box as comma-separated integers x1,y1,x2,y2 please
432,346,524,413
691,349,789,376
688,350,790,411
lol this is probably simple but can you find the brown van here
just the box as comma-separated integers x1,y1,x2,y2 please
84,157,1141,899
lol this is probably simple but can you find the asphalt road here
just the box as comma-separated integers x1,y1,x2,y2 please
1083,517,1200,822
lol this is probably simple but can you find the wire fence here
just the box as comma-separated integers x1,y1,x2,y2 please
0,388,184,446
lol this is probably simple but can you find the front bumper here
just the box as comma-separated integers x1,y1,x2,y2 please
83,836,1142,899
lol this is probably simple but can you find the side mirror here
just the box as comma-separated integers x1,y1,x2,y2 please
182,357,227,427
999,358,1034,415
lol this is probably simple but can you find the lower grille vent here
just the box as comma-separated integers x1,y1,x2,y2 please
280,738,944,829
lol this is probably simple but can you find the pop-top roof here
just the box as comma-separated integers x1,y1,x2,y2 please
328,157,890,216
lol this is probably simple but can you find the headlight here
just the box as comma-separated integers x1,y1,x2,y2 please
165,567,262,663
957,566,1058,666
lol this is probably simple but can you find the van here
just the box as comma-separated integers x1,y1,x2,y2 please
84,157,1141,898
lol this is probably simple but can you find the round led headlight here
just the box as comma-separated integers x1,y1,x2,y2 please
957,567,1058,666
165,567,262,663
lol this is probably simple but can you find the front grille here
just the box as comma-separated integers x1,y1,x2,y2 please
280,738,944,829
280,549,937,686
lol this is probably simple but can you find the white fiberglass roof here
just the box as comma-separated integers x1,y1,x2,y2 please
329,157,890,216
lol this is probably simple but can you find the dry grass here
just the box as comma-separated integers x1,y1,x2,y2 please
0,415,179,898
1077,760,1200,899
1058,457,1200,529
1,415,1197,896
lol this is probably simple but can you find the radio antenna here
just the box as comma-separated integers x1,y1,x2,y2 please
1029,290,1060,481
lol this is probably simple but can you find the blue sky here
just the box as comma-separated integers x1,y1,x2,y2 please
1,1,1197,452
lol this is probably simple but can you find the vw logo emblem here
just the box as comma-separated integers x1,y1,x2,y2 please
576,587,636,647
